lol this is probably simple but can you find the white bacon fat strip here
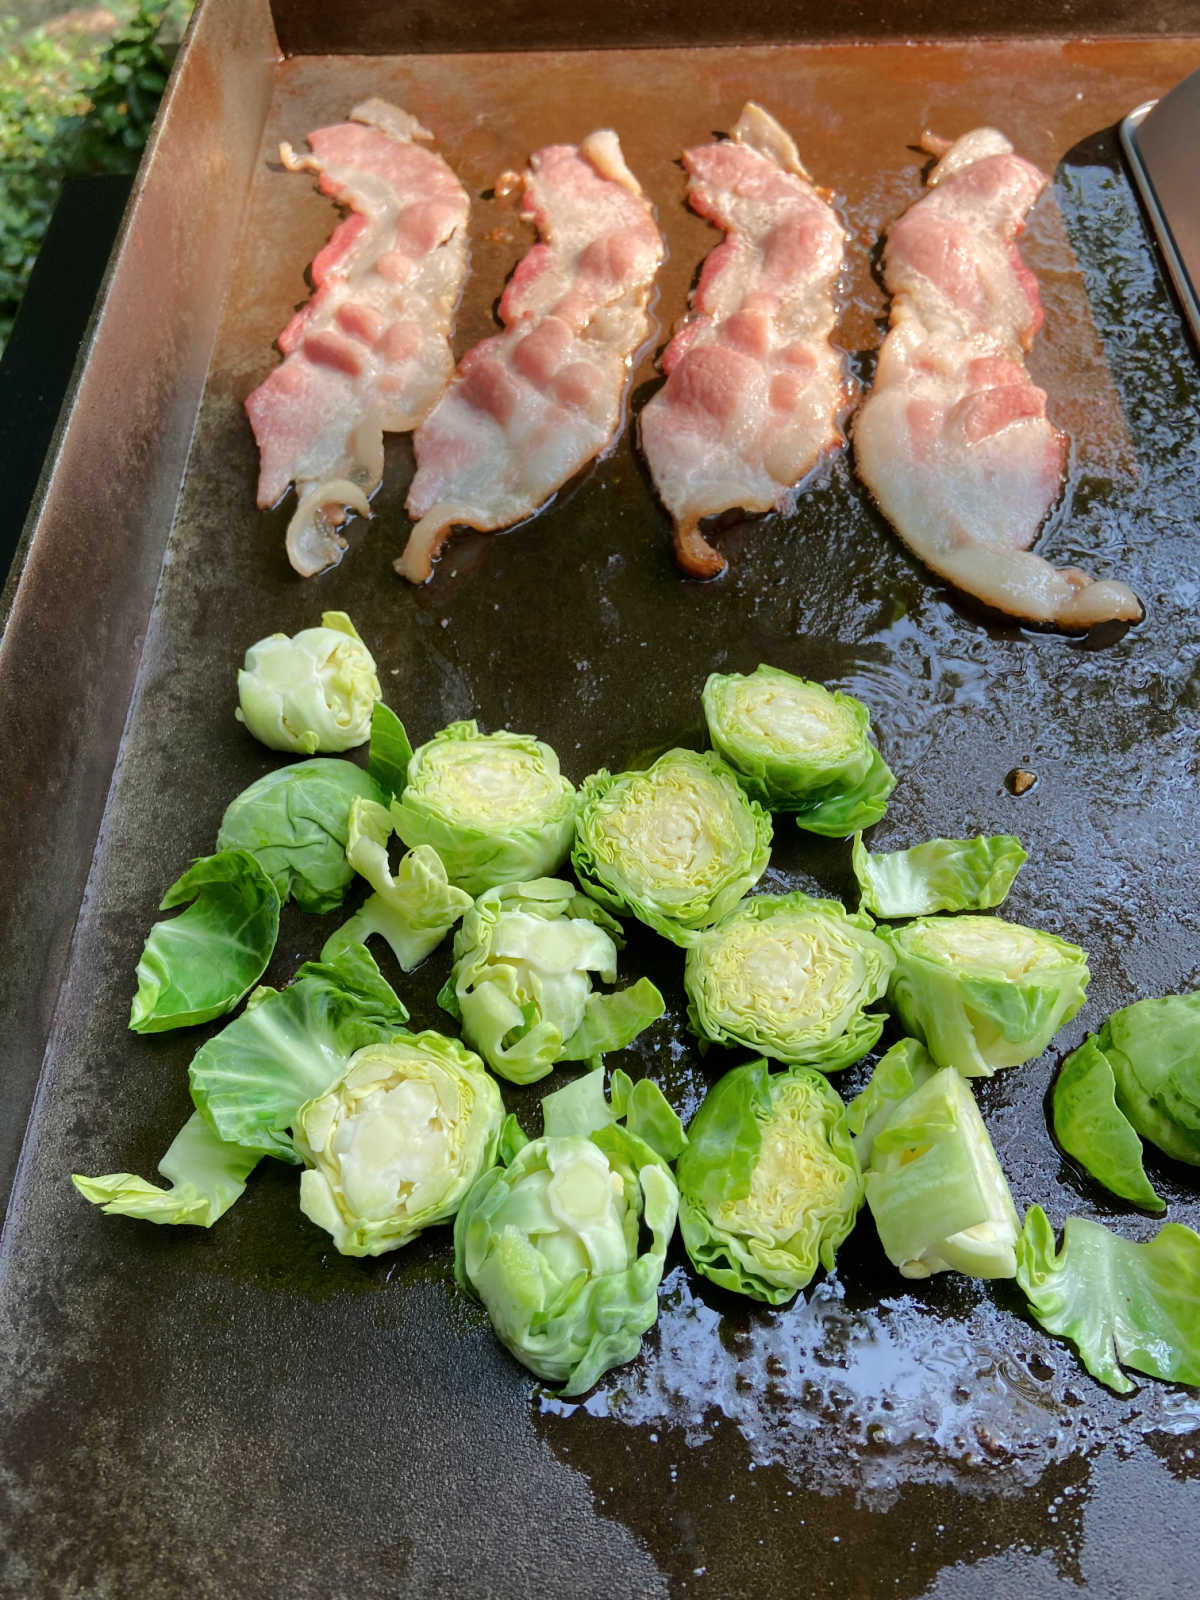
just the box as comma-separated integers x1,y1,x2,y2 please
397,131,663,583
245,99,470,576
854,128,1142,629
639,103,849,580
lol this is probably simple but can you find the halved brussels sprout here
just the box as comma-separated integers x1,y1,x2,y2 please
676,1058,863,1304
454,1068,683,1395
236,611,380,754
390,721,577,896
859,1063,1020,1279
293,1032,503,1257
684,892,894,1071
438,878,665,1085
702,665,894,834
572,748,772,946
879,914,1089,1077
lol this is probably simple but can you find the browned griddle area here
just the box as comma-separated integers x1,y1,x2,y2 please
2,2,1200,1595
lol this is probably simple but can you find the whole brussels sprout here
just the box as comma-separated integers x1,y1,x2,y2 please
390,721,577,896
293,1032,503,1257
236,611,380,754
684,891,894,1071
677,1058,864,1304
571,748,772,946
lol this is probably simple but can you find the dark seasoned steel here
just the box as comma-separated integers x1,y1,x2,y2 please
2,7,1199,1597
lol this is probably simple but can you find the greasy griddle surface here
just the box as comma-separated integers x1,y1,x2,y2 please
5,38,1200,1600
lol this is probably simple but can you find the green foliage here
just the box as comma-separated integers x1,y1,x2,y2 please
1,5,183,353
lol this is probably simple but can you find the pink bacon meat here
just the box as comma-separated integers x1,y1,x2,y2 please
245,100,470,576
397,130,663,583
639,102,849,579
854,128,1141,628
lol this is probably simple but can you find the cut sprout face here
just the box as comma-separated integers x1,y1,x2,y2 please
416,740,565,825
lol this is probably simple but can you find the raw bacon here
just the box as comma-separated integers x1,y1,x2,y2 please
245,100,470,576
854,128,1142,629
397,130,663,583
639,103,849,579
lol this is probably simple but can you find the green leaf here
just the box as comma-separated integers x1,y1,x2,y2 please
1052,1037,1163,1211
368,702,414,801
795,746,897,838
1100,991,1200,1165
72,1110,261,1227
846,1036,938,1166
216,757,385,914
323,799,471,971
1016,1205,1200,1394
560,978,667,1065
851,832,1027,918
129,850,280,1033
188,941,409,1162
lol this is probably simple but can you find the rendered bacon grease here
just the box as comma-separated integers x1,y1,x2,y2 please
245,100,470,577
396,131,664,583
854,128,1142,629
640,103,849,579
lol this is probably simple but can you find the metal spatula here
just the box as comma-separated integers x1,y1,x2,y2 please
1121,66,1200,348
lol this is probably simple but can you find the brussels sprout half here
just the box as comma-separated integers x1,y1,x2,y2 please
293,1032,504,1257
880,914,1089,1077
454,1068,682,1395
702,665,895,833
236,611,380,755
439,878,665,1085
572,748,772,946
684,891,894,1071
677,1058,864,1304
391,721,577,896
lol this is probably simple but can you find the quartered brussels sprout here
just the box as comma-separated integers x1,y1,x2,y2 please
684,891,894,1071
879,914,1089,1077
438,878,665,1085
676,1058,863,1304
855,1056,1020,1279
454,1068,684,1395
702,665,895,835
324,797,472,971
572,748,772,946
293,1032,503,1257
236,611,380,754
390,721,577,896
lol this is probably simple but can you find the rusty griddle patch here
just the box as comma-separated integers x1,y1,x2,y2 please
3,35,1200,1600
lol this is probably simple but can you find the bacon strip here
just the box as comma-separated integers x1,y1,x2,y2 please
245,100,470,576
639,103,849,579
397,131,663,583
854,128,1142,629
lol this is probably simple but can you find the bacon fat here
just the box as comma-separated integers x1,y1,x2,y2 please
397,130,663,583
245,100,470,577
639,103,849,579
854,128,1142,629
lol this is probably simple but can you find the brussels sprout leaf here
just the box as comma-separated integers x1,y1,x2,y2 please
73,1110,262,1226
129,850,281,1034
851,832,1027,917
846,1037,939,1166
1016,1205,1200,1394
1052,1037,1163,1211
795,745,896,838
368,702,413,802
1101,991,1200,1166
216,757,385,914
188,942,409,1163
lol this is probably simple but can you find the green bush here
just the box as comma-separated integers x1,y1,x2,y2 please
0,5,182,354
